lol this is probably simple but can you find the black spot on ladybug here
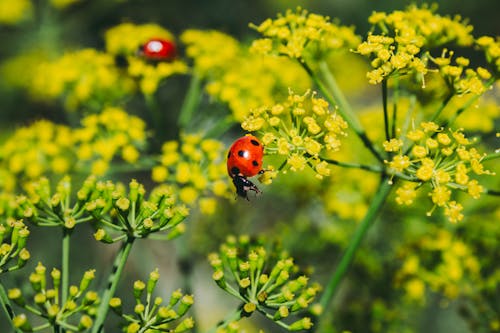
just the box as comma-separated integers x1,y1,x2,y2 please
238,150,245,157
227,151,231,158
252,160,259,167
231,166,240,176
250,139,260,146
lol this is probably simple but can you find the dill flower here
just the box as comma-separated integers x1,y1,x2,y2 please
8,263,99,329
181,29,241,78
50,0,80,10
209,235,319,331
358,4,475,85
242,90,348,180
74,107,147,175
0,219,30,273
182,29,311,121
429,50,491,95
476,35,500,77
0,0,32,25
385,121,494,223
250,7,360,61
30,49,135,111
152,133,232,211
0,120,75,186
395,228,480,302
111,269,194,332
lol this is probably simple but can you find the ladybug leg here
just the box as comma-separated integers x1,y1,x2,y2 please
232,175,261,200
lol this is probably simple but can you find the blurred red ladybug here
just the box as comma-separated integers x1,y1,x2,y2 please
227,134,264,200
139,38,176,61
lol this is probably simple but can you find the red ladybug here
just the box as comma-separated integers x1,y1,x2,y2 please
139,38,176,61
227,135,264,200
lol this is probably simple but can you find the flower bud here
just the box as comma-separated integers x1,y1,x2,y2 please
177,295,194,316
109,297,122,314
289,317,313,331
78,315,93,330
79,269,95,292
174,317,195,332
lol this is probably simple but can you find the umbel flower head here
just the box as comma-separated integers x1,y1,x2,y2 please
250,7,360,61
85,178,189,242
109,269,194,333
8,262,99,332
357,4,475,85
74,107,148,175
385,121,494,223
0,120,74,187
30,49,135,111
152,133,231,214
208,235,320,331
181,29,311,122
395,227,480,302
242,89,348,180
0,218,30,273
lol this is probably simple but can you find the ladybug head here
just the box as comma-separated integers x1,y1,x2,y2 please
232,175,261,201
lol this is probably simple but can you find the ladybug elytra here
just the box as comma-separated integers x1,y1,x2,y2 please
227,135,264,200
139,38,176,61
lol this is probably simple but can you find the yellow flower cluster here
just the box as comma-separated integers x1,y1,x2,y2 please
242,90,348,180
358,4,474,84
250,7,360,60
429,50,491,95
105,23,188,95
0,120,74,189
385,121,494,223
30,49,135,111
151,133,231,214
74,107,147,175
395,228,480,301
0,0,32,25
182,29,311,121
181,30,241,78
0,108,147,190
476,35,500,76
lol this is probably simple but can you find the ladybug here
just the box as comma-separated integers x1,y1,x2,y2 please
139,38,176,61
227,135,264,200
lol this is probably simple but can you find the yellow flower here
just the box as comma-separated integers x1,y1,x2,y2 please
251,7,360,60
395,182,418,205
404,279,425,301
0,0,32,25
444,201,464,223
383,138,403,152
388,155,411,172
287,154,306,172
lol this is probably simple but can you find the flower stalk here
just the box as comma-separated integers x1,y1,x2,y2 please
91,237,135,333
315,178,393,331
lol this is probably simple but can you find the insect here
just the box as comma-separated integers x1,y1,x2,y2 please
227,135,264,200
139,38,176,61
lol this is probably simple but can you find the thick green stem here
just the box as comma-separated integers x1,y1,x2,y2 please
303,60,385,163
315,178,393,330
92,237,135,333
61,228,71,307
178,74,202,128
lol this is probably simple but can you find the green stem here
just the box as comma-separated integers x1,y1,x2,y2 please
208,307,243,333
91,237,135,333
61,228,71,307
178,74,202,129
315,178,393,331
319,157,383,173
302,60,385,163
382,79,390,141
0,284,22,333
